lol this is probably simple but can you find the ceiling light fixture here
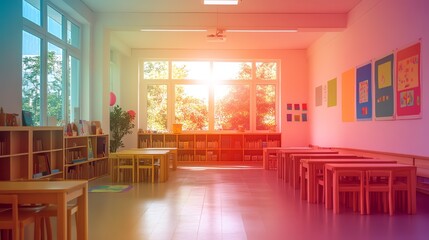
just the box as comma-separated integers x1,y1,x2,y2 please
226,29,298,33
203,0,239,5
140,29,207,32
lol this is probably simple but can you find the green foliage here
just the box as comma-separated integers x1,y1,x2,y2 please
22,51,63,126
147,85,168,131
144,60,277,132
175,86,209,130
110,105,135,152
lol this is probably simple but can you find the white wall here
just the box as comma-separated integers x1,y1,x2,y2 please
117,49,310,149
308,0,429,156
0,1,22,116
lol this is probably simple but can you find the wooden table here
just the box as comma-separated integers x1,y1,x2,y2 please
300,158,396,203
0,180,88,240
114,149,170,182
277,149,338,181
288,154,368,189
262,147,312,170
324,163,417,214
139,147,178,170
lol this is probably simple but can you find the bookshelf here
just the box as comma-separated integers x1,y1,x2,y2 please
0,127,64,181
64,134,109,180
31,127,64,179
137,133,281,164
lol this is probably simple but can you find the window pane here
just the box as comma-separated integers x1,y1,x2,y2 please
47,43,64,125
147,85,168,132
175,85,208,131
214,85,250,130
143,61,168,79
68,55,80,123
213,62,252,80
256,85,276,131
48,6,62,39
256,62,277,80
23,0,41,25
22,31,41,126
67,20,80,48
172,61,210,80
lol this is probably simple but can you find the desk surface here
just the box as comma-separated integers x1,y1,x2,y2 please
291,153,358,158
0,180,88,240
115,149,170,155
0,180,87,192
279,149,339,154
325,163,416,169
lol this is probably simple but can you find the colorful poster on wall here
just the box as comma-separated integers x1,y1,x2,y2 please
327,78,337,107
315,85,322,107
342,68,355,122
356,63,372,120
375,53,395,120
396,42,421,118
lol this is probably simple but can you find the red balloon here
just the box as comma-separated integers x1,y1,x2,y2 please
127,110,136,119
110,92,116,106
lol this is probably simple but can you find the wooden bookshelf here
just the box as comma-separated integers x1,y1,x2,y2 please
0,127,63,181
64,134,109,180
137,133,281,164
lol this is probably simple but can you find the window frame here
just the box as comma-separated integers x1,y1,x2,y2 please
22,0,82,126
139,59,280,133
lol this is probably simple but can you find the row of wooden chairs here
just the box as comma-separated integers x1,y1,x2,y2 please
110,154,160,183
316,169,412,215
0,194,78,240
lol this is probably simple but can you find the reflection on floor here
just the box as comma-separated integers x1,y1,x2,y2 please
88,166,429,240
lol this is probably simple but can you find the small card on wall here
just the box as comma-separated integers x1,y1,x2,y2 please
294,104,300,110
294,115,301,122
287,114,292,122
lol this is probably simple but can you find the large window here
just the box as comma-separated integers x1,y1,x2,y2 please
22,0,81,126
141,60,279,132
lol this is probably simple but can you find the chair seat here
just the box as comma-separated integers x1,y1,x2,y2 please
34,204,78,240
0,194,38,240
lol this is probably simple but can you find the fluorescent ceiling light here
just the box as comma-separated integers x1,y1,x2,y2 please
204,0,239,5
226,29,298,33
140,29,207,32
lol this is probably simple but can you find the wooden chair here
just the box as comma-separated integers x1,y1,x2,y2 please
135,155,158,183
267,154,277,170
111,154,135,182
0,194,38,240
391,170,413,214
365,170,393,215
333,170,365,214
34,204,78,240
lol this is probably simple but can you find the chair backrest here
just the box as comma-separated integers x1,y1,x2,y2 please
135,155,154,166
0,194,19,231
366,170,392,189
117,154,134,166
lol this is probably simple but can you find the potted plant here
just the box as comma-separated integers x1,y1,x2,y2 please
110,105,135,152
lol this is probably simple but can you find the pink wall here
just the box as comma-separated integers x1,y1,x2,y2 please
307,0,429,156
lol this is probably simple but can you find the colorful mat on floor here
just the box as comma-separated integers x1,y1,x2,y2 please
88,185,132,193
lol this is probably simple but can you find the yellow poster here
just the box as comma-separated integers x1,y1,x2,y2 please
327,78,337,107
397,54,419,91
377,61,392,89
342,68,355,122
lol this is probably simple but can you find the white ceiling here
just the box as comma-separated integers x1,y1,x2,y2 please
80,0,362,50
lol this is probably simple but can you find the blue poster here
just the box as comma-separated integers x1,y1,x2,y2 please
356,63,372,120
374,54,394,119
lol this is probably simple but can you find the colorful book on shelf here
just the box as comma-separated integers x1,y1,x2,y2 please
88,138,94,159
71,158,87,164
34,153,51,176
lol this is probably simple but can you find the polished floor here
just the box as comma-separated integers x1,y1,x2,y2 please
87,166,429,240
